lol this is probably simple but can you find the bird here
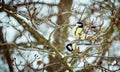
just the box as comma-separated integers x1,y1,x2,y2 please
66,42,100,52
66,43,80,65
72,22,86,40
66,43,80,53
66,42,101,65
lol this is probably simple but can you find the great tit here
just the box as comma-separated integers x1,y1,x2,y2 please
66,43,79,65
66,43,81,55
72,22,86,40
66,42,100,52
66,42,100,66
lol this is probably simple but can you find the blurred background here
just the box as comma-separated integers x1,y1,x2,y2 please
0,0,120,72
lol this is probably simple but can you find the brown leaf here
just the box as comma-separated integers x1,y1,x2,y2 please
37,60,43,65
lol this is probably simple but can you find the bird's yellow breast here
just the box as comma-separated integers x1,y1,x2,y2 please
72,26,86,40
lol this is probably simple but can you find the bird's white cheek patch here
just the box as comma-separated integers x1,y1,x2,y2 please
68,46,73,51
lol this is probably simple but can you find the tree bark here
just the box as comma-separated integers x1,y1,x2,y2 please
0,27,13,72
53,0,73,50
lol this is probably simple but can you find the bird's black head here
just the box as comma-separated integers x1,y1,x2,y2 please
76,22,83,28
66,43,73,52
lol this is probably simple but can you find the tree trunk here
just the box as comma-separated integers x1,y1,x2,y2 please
53,0,72,51
0,27,13,72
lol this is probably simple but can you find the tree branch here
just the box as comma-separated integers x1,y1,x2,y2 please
4,9,73,72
